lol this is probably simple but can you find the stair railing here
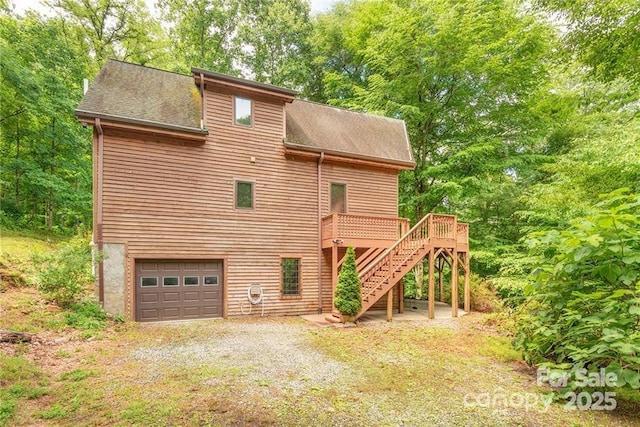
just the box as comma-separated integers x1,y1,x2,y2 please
358,213,432,302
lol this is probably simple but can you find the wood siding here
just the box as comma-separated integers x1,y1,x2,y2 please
320,163,398,218
98,84,403,319
319,164,399,311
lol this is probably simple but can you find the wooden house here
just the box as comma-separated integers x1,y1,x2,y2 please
76,60,469,322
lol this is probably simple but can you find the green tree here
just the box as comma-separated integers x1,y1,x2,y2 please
237,0,312,88
0,10,92,231
536,0,640,86
515,190,640,391
49,0,167,71
519,67,640,231
309,0,555,280
334,246,362,319
159,0,312,85
159,0,241,73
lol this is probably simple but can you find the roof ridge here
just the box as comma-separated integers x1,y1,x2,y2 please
293,98,404,124
105,59,193,78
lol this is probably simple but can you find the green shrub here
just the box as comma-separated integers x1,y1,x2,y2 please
334,246,362,317
468,275,501,313
32,235,93,308
491,277,527,309
64,300,107,331
515,189,640,391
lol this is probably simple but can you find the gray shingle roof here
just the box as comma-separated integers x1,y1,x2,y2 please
285,100,414,167
77,61,414,167
76,60,204,133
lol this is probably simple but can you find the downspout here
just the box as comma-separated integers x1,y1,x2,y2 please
317,152,325,313
95,118,104,306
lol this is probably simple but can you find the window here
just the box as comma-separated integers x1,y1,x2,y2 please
330,183,346,213
163,277,179,287
204,276,218,286
235,96,252,126
184,276,199,286
281,258,301,296
236,180,254,209
141,277,158,287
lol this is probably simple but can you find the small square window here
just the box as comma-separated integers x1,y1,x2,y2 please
235,97,252,126
236,181,254,209
281,258,300,296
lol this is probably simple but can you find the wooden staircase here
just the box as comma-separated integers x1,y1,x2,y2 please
356,213,443,319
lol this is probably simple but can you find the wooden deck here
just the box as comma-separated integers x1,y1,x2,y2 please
324,213,470,321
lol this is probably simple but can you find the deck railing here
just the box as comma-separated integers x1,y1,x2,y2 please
456,223,469,245
322,213,410,242
428,214,457,239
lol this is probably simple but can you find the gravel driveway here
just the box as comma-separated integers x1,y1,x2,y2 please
129,319,350,395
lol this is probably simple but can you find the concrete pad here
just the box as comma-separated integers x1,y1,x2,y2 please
300,300,466,327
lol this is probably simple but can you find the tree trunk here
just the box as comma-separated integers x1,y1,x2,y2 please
14,118,20,208
414,260,424,300
47,118,55,231
0,330,32,343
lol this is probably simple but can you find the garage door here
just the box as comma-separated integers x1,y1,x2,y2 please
135,260,223,322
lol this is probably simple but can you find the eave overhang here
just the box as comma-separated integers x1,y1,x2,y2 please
76,110,208,144
193,68,298,103
284,141,416,171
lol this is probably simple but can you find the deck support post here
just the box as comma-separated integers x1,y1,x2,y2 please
428,247,435,319
438,257,444,302
331,243,338,315
386,286,393,322
463,253,470,312
397,279,404,314
451,248,459,318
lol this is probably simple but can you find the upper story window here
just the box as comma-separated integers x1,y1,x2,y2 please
234,96,252,126
330,183,347,213
236,180,254,209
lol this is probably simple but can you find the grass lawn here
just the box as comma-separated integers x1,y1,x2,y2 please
1,229,639,426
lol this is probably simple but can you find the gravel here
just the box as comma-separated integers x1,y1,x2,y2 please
129,320,350,394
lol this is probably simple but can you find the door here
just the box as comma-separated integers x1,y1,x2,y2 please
135,260,223,321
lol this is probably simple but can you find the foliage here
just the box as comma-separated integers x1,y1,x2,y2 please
0,11,92,233
64,299,107,331
49,0,167,71
520,74,640,230
536,0,640,86
159,0,313,88
491,277,526,309
515,190,640,391
334,246,362,317
32,235,94,308
468,275,501,313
